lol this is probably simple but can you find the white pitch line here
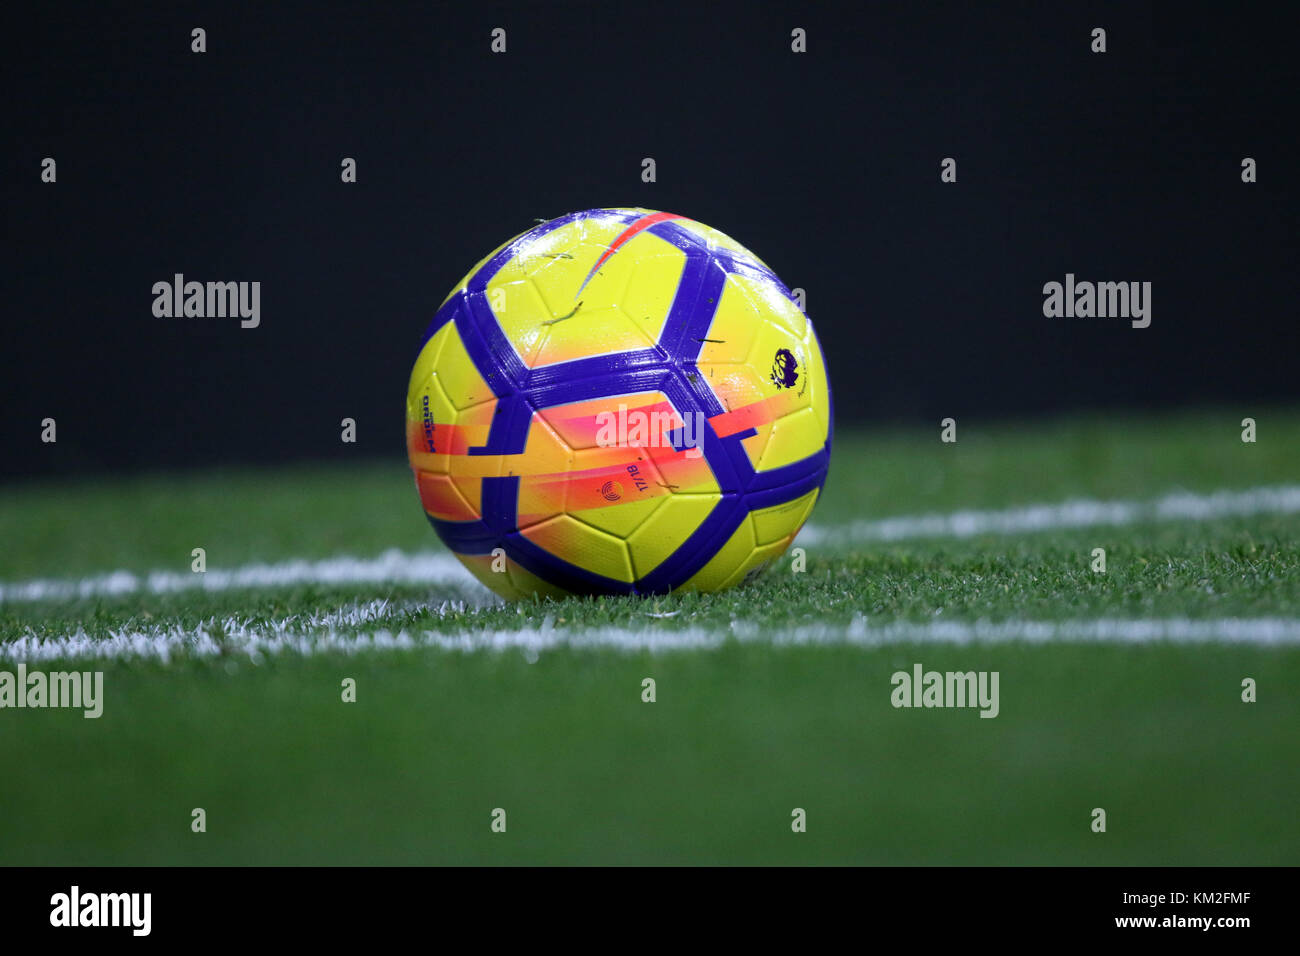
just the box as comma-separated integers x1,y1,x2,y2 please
0,549,480,604
1,484,1297,605
4,614,1299,664
1,598,462,664
794,484,1300,545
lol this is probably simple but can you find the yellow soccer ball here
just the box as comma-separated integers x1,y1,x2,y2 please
406,208,832,599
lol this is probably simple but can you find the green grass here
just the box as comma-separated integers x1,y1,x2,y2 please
1,408,1297,864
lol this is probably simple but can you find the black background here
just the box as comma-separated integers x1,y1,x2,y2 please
4,1,1296,481
0,865,1285,942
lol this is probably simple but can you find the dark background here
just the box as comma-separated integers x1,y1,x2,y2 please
3,0,1296,481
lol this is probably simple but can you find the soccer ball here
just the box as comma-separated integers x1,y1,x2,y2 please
406,208,832,599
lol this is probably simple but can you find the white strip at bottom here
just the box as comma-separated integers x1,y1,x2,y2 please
4,612,1298,664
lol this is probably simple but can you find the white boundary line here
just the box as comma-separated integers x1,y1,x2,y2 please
1,484,1296,605
795,484,1300,545
0,549,479,604
4,613,1299,663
